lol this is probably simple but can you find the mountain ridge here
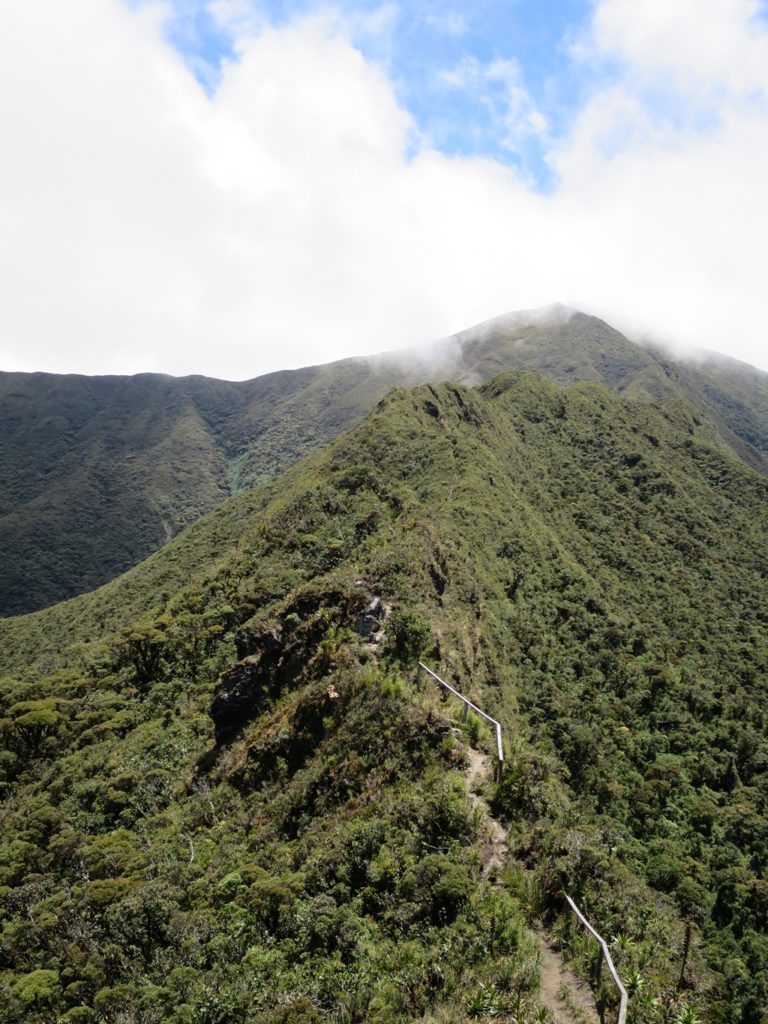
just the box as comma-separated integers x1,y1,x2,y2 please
2,368,767,1019
2,307,767,615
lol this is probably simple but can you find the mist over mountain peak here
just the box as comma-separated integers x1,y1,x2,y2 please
1,308,767,616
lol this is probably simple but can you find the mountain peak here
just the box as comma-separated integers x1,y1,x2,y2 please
2,308,767,615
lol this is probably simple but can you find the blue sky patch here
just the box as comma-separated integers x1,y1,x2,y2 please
131,0,603,190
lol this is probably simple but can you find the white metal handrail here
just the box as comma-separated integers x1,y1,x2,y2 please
564,893,628,1024
417,662,504,778
417,667,627,1020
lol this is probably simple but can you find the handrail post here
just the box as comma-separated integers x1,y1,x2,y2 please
594,943,603,988
564,893,628,1024
418,661,505,782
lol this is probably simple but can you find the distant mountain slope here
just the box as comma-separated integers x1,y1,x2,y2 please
2,371,767,1020
2,308,767,615
447,309,768,473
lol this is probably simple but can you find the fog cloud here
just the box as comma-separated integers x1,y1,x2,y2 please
0,0,767,378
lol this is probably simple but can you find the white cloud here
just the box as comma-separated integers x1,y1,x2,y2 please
0,0,767,379
486,59,549,147
440,56,549,150
208,0,266,36
355,2,400,40
548,0,768,365
424,11,467,37
590,0,768,101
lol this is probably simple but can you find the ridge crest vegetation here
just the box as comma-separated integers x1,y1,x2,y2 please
2,309,768,615
0,371,767,1022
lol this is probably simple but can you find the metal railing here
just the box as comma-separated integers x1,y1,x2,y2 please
417,662,504,780
564,893,628,1024
417,663,627,1022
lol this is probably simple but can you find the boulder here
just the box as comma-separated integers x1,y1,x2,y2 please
354,596,384,641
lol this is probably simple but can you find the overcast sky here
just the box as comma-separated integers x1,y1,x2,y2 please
1,0,767,379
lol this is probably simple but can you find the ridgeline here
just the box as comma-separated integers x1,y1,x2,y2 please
1,370,767,1022
2,307,767,615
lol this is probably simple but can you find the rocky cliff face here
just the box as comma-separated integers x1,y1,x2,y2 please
212,587,387,745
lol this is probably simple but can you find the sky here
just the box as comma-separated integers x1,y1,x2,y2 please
1,0,768,379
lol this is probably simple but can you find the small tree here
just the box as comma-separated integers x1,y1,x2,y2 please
118,617,170,687
383,609,432,665
8,699,64,752
12,968,60,1008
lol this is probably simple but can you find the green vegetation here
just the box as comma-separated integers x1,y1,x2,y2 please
1,369,768,1021
3,309,767,615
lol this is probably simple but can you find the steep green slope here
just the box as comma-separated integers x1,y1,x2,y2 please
2,371,767,1022
449,309,768,473
3,308,768,616
0,359,427,615
0,373,231,615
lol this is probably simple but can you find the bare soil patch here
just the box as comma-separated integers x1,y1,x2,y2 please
465,745,600,1024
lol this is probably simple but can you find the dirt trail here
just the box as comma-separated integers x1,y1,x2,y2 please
533,929,601,1023
465,746,600,1024
465,746,508,879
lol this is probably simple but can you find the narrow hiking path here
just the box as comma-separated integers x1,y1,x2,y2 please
532,929,600,1024
465,746,600,1024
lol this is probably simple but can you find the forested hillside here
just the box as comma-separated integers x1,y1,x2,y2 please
1,371,767,1022
2,308,767,615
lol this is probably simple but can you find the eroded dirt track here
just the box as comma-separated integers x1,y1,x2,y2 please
465,746,600,1024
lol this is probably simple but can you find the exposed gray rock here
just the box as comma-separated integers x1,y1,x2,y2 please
235,622,283,661
214,622,288,743
354,595,385,640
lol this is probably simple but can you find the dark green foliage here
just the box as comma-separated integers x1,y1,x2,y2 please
3,309,768,615
383,609,433,665
400,853,472,923
1,368,768,1021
